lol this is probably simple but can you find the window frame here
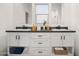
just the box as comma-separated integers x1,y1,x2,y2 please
35,4,49,24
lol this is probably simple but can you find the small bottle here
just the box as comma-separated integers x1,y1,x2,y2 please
43,20,47,31
32,24,37,32
45,23,50,31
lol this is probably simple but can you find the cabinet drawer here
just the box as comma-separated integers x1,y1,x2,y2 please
32,33,49,39
29,48,51,56
50,33,61,38
31,39,50,47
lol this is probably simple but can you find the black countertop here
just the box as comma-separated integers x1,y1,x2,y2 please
6,26,76,33
6,30,76,33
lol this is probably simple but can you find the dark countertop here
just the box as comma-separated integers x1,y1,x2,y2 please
6,26,76,33
6,30,76,33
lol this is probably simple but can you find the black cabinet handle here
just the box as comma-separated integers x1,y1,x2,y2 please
61,36,62,40
38,35,42,37
38,42,43,44
16,35,17,40
16,35,20,40
38,51,43,53
18,35,20,40
64,36,65,40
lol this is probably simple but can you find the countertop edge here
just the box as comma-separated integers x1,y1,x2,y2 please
6,30,76,32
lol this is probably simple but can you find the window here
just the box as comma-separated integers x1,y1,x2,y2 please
35,4,49,24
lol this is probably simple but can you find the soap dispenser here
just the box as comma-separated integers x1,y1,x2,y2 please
42,20,47,31
43,20,50,31
32,24,37,32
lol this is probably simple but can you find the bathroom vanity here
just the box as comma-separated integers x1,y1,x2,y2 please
6,30,76,56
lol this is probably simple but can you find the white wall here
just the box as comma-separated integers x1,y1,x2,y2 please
61,3,76,29
22,3,32,24
13,3,32,26
13,3,25,27
51,3,62,26
61,3,79,56
0,3,13,55
73,4,79,56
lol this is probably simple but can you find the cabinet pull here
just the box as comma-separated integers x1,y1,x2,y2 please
61,36,62,40
16,35,17,40
18,35,20,40
64,36,65,40
38,35,43,37
38,42,43,44
38,51,43,53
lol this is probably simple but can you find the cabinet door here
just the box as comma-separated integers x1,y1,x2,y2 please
62,33,75,46
19,34,30,47
50,33,62,46
8,33,18,46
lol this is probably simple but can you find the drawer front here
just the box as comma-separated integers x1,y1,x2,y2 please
32,33,49,39
31,39,50,47
29,48,51,56
50,33,61,38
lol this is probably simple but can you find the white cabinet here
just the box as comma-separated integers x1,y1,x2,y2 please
31,33,50,47
50,33,62,46
8,33,30,47
19,35,29,46
50,33,75,56
7,33,30,56
62,33,75,46
8,33,19,46
50,33,75,47
31,39,50,47
30,33,51,56
31,33,49,39
29,47,51,56
7,32,75,56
